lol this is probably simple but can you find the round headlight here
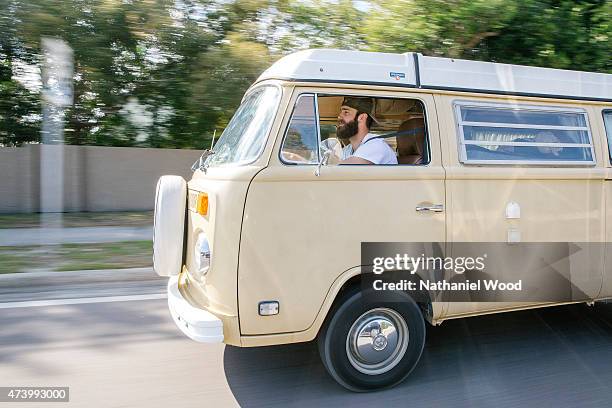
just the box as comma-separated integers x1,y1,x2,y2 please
194,232,211,276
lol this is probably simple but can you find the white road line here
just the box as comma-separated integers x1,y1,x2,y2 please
0,293,167,309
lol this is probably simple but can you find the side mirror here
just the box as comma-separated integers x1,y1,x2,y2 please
191,154,204,172
315,150,331,177
321,149,332,165
191,150,215,173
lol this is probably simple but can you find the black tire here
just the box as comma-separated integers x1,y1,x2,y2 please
317,286,426,392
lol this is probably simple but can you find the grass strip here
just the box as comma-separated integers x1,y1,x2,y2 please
0,240,152,274
0,211,153,229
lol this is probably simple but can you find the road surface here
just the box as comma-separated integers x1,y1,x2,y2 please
1,289,612,407
0,268,165,303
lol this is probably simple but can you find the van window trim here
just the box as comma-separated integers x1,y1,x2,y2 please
314,93,323,164
278,90,433,166
453,100,597,166
603,109,612,164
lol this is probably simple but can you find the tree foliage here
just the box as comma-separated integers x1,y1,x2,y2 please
0,0,610,148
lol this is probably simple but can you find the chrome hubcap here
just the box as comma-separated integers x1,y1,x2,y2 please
346,308,409,375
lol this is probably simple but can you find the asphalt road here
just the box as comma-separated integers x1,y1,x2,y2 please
2,294,612,407
0,268,165,303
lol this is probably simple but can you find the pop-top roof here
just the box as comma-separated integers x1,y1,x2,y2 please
257,49,612,102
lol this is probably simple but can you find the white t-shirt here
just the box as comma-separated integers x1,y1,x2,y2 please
341,133,398,164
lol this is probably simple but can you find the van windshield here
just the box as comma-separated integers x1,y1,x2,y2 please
205,85,280,167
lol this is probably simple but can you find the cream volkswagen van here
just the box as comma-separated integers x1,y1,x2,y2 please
153,49,612,391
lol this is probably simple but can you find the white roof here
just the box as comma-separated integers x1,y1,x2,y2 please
259,49,418,87
257,49,612,101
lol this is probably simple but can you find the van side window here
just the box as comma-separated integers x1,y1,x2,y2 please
316,95,429,165
604,110,612,162
455,102,595,165
280,94,319,164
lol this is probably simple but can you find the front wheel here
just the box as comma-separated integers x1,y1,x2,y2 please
317,287,426,392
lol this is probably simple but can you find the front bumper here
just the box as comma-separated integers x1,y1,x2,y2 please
167,275,224,343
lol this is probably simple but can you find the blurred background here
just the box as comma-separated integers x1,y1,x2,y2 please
0,0,610,271
1,0,610,150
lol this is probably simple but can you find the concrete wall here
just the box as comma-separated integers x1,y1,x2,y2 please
0,145,204,213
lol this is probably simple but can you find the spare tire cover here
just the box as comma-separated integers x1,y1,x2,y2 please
153,175,187,277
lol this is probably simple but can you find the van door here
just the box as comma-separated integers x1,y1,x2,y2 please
238,88,446,335
438,96,605,317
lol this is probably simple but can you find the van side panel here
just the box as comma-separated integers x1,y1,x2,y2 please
436,94,606,319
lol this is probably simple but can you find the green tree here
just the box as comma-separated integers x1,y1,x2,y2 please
0,0,610,148
482,0,611,72
0,0,41,146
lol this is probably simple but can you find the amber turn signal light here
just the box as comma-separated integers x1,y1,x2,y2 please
196,192,208,216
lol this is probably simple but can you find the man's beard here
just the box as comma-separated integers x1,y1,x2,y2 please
336,117,359,141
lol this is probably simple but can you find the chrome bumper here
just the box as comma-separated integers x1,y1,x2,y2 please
167,275,224,343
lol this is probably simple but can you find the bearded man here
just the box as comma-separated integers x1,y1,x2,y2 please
336,97,398,165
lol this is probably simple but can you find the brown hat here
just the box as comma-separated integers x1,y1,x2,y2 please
341,97,379,124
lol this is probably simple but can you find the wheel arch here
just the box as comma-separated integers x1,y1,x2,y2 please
314,269,435,339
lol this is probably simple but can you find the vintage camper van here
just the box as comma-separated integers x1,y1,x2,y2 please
153,49,612,391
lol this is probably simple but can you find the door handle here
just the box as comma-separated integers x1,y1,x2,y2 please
416,204,444,213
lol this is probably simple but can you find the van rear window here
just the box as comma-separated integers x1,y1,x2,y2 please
454,102,595,165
